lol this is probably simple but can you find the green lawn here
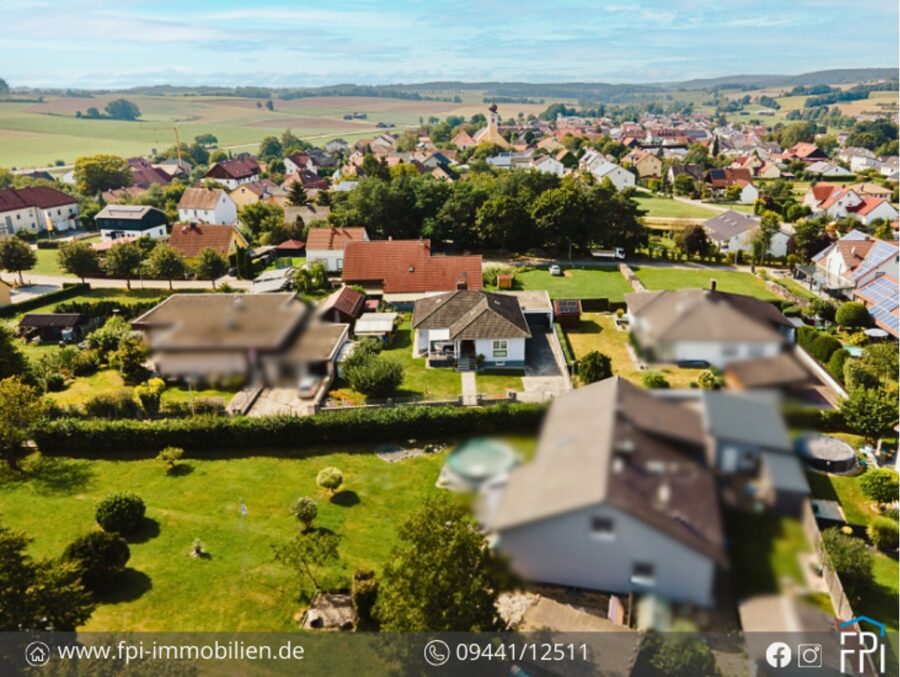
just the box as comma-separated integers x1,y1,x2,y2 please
0,449,444,631
564,313,702,388
632,266,779,301
476,369,524,396
31,236,101,275
491,266,632,301
725,510,811,599
774,277,819,303
330,317,462,402
45,369,126,408
633,191,719,219
264,256,306,272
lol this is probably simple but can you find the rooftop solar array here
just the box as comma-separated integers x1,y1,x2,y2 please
556,300,580,314
856,275,899,336
850,240,898,281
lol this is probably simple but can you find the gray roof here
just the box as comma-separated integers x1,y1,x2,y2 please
95,204,162,221
761,452,811,494
702,210,759,242
491,377,726,564
702,391,791,452
412,290,531,341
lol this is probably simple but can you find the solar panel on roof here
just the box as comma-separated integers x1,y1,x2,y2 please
557,300,579,313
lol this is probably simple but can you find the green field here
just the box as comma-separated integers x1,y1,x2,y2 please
0,93,555,169
632,266,779,301
498,266,632,301
633,191,719,220
0,449,444,631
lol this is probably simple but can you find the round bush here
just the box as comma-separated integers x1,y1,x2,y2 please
576,351,612,384
63,531,130,591
95,493,146,535
291,496,318,530
859,468,899,505
827,348,850,383
642,371,669,389
867,517,899,551
808,333,842,364
345,357,402,399
316,467,344,495
835,302,870,328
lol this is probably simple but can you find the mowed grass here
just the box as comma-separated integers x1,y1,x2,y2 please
30,236,101,275
476,369,524,396
565,313,703,388
632,266,779,301
0,449,444,631
508,266,632,301
633,191,719,219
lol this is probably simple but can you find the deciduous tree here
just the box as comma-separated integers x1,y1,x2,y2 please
0,237,36,285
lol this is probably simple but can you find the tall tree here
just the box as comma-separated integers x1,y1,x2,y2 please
74,154,131,195
103,99,141,121
0,325,30,382
0,376,45,471
273,531,341,596
146,244,187,290
376,496,513,631
238,202,284,241
475,194,531,250
193,248,228,289
0,237,36,285
102,241,144,290
57,240,100,283
840,388,898,444
287,181,309,207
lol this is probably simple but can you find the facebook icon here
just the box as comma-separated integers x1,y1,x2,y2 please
765,642,792,669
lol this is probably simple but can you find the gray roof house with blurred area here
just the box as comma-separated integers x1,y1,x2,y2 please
132,293,348,388
95,205,168,242
486,377,727,607
625,286,794,368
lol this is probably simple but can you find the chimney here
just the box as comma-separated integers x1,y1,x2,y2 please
709,278,717,292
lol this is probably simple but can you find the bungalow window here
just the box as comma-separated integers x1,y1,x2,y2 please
492,340,508,358
631,562,655,587
590,516,615,539
722,345,738,358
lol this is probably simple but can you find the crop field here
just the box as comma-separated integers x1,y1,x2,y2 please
0,93,558,169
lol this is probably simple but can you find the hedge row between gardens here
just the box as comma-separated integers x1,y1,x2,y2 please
35,402,547,457
0,283,90,318
783,404,845,432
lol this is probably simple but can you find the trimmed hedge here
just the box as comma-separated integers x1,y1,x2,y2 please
34,403,547,457
827,348,850,384
0,283,90,318
783,405,845,431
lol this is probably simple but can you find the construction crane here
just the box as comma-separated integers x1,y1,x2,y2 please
173,126,183,164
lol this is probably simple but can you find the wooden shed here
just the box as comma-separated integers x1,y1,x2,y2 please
495,273,514,289
552,299,582,328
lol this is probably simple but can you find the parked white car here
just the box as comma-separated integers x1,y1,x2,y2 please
549,265,562,276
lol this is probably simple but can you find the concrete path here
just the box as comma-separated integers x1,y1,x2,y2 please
461,371,478,406
11,271,252,291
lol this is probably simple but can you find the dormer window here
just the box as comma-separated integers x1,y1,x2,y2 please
631,562,655,587
591,516,615,540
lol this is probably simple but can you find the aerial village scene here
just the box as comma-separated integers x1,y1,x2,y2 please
0,1,897,675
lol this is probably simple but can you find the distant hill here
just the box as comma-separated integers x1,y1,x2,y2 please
669,67,899,90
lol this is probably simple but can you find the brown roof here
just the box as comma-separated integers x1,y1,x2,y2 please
0,186,77,212
724,352,810,389
412,290,530,340
306,227,368,252
491,377,726,564
178,187,226,211
168,223,245,257
204,157,260,181
342,240,483,294
625,289,791,344
318,286,365,320
132,293,307,351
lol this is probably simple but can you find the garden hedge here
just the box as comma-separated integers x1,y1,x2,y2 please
0,283,90,318
34,403,547,457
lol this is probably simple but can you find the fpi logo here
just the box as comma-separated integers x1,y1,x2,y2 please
840,616,886,674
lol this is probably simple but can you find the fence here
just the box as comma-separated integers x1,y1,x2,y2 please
800,498,856,621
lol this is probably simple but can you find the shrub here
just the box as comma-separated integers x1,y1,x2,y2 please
351,568,379,626
643,632,716,677
859,468,899,506
62,531,130,591
345,356,403,399
95,493,146,535
642,371,669,389
796,324,819,351
697,369,723,390
133,378,166,416
809,298,837,322
835,301,870,328
827,348,850,383
867,517,899,551
808,333,842,364
820,527,873,598
342,338,383,371
316,467,343,495
156,446,184,474
85,315,131,361
843,359,880,391
576,351,612,384
83,390,143,419
111,335,149,384
291,496,318,531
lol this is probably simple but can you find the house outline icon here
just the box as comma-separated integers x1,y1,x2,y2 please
24,640,51,666
840,616,886,637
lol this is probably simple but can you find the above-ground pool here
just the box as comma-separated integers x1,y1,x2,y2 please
796,434,858,474
446,438,517,485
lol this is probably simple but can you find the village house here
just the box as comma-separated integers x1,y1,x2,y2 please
0,186,80,235
95,205,168,242
705,168,759,204
809,229,899,298
203,157,261,190
177,187,238,225
167,222,249,259
625,285,795,368
780,142,828,164
411,289,531,368
341,239,483,298
579,149,635,191
702,210,789,258
229,179,283,209
853,275,899,338
623,149,663,179
306,226,369,272
802,184,898,225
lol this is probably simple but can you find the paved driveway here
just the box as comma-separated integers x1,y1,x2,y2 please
519,329,571,401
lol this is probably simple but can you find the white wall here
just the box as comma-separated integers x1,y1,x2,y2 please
101,225,167,241
474,337,525,364
496,504,717,607
663,340,782,368
307,250,345,272
178,195,237,226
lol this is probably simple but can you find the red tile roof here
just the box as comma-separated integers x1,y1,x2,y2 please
808,183,838,205
342,240,483,293
131,166,171,189
0,186,78,212
168,223,244,257
320,286,365,319
306,227,368,252
204,157,260,181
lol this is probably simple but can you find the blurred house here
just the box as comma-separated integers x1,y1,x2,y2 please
412,290,531,368
488,377,727,607
702,210,788,258
625,285,794,368
132,293,348,388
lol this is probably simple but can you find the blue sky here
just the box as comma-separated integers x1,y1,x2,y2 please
2,0,897,88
